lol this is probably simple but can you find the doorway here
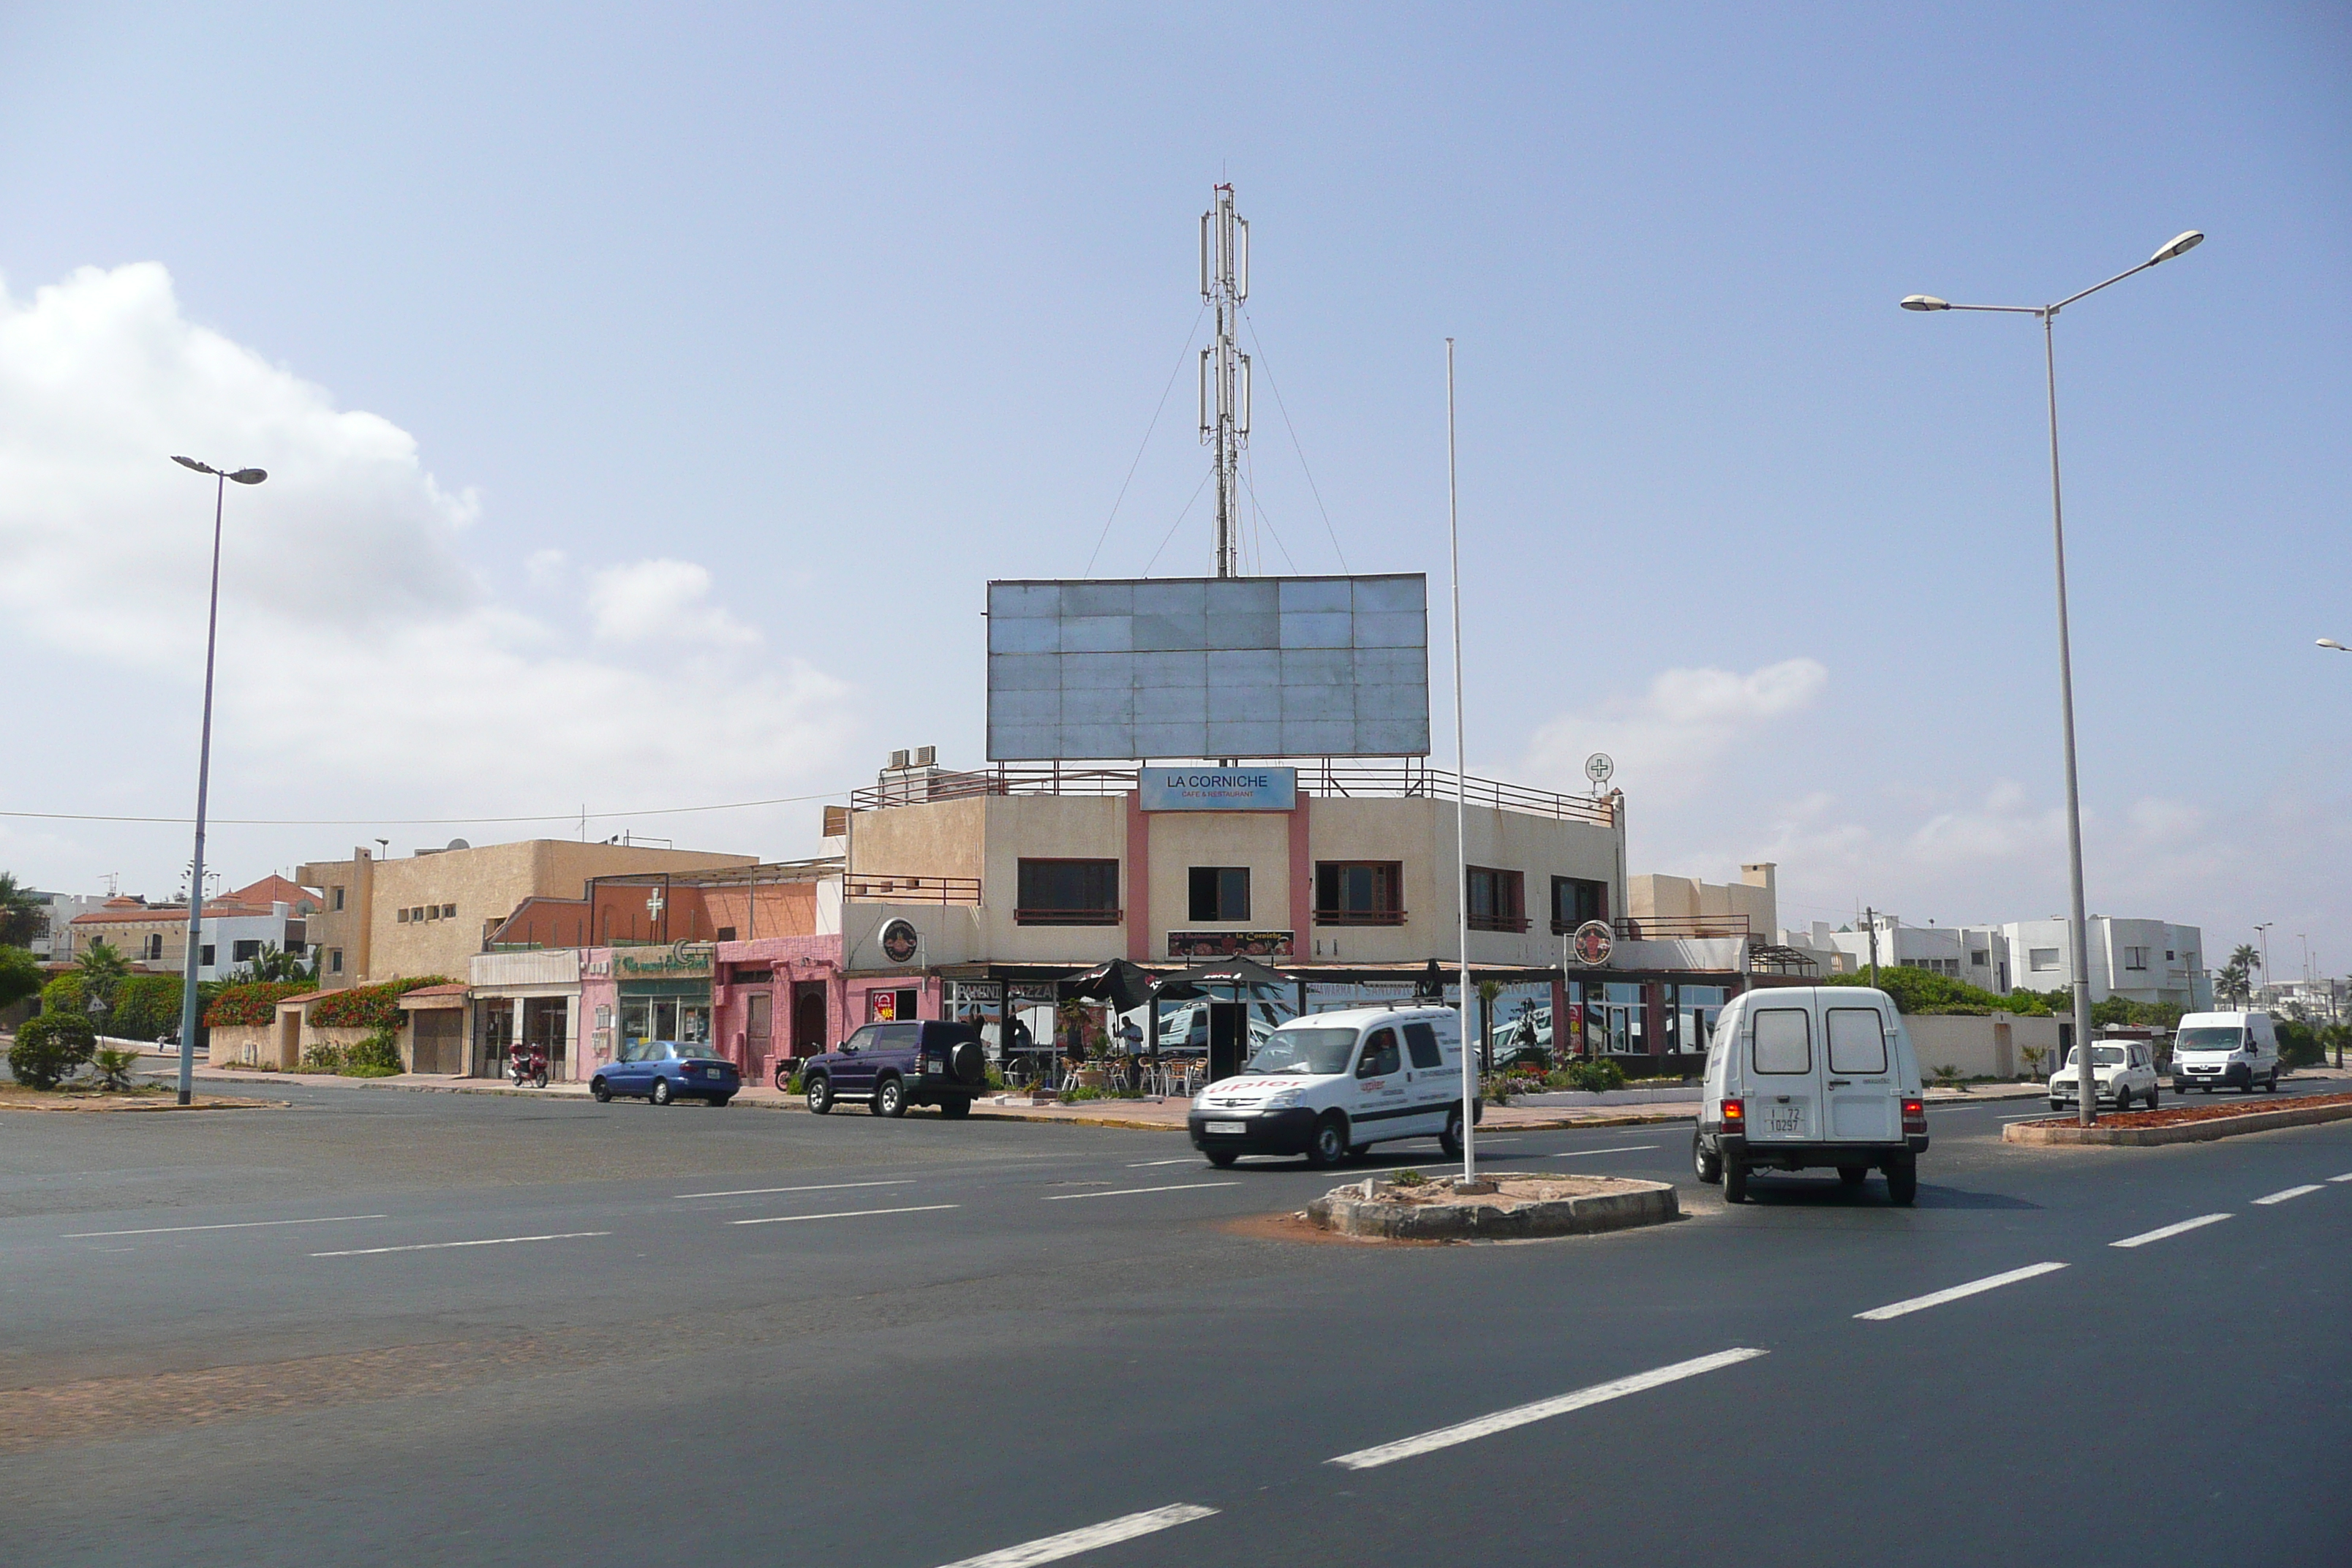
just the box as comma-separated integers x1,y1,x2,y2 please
791,982,829,1058
745,990,773,1082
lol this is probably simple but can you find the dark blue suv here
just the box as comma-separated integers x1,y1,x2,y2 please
801,1019,989,1119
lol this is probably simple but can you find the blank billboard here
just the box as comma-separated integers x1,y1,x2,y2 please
986,574,1431,761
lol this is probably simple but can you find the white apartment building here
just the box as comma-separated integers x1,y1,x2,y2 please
1809,913,2008,993
1997,916,2208,1009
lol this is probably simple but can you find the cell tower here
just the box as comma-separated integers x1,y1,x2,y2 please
1198,184,1251,577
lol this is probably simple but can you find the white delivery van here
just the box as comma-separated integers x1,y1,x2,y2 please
2168,1011,2281,1094
1186,1006,1466,1169
1692,986,1928,1205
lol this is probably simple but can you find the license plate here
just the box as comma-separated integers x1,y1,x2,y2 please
1206,1120,1247,1136
1768,1110,1803,1135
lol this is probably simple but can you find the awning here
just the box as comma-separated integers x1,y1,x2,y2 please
1155,956,1292,999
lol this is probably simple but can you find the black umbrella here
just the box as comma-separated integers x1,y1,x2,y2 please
1063,958,1154,1015
1156,956,1291,993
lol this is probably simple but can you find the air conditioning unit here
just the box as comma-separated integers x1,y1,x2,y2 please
888,748,911,770
912,745,938,767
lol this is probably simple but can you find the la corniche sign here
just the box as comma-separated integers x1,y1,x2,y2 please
1139,766,1298,813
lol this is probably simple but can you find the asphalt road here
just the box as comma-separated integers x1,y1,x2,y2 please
3,1079,2347,1567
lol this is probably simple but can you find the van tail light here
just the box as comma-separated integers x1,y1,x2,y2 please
1722,1098,1744,1128
1901,1097,1926,1134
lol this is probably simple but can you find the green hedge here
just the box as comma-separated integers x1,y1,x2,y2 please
39,972,88,1017
108,975,188,1041
204,981,313,1028
309,977,452,1030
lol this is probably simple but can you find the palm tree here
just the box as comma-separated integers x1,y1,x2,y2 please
78,937,129,1003
2228,943,2262,1006
0,870,43,949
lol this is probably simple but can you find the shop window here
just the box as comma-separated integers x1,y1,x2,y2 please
1466,867,1526,933
1015,859,1121,925
1188,867,1251,922
1550,876,1608,934
1314,862,1403,925
867,987,921,1022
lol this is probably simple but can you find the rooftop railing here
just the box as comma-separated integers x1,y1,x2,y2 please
844,875,983,906
851,759,1617,826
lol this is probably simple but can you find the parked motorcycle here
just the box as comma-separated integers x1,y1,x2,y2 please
510,1040,549,1089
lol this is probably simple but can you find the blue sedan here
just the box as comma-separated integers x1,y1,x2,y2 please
590,1039,739,1107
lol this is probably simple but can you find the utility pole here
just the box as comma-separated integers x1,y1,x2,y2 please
1866,906,1880,989
1199,184,1251,578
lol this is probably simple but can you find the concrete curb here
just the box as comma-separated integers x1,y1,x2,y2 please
1308,1174,1678,1241
2003,1097,2352,1146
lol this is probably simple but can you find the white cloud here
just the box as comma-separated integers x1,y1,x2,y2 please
0,263,852,875
587,558,758,647
1521,657,1828,804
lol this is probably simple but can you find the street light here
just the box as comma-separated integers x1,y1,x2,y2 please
169,455,268,1107
2318,638,2348,652
1902,231,2203,1127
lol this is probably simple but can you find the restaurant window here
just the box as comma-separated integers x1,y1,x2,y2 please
1550,876,1608,934
1015,859,1121,925
1466,867,1526,933
1667,984,1727,1055
1188,867,1251,922
1315,862,1404,925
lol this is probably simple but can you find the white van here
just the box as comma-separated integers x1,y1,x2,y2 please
1186,1005,1466,1169
2168,1011,2281,1094
1692,986,1929,1205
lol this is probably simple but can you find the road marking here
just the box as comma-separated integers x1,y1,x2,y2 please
312,1231,608,1258
1327,1348,1766,1471
2111,1214,2231,1248
1043,1182,1242,1202
1548,1145,1659,1158
674,1179,913,1199
2330,1172,2352,1184
1999,1112,2057,1122
2253,1184,2323,1206
1856,1262,2067,1321
1126,1158,1202,1167
63,1213,386,1239
935,1503,1219,1567
732,1205,960,1226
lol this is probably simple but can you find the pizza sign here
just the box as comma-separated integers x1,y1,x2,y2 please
880,919,920,965
1570,919,1613,967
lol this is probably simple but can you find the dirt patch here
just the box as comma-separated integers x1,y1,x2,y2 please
1215,1210,1440,1246
2011,1090,2352,1131
1309,1172,1677,1241
0,1085,270,1112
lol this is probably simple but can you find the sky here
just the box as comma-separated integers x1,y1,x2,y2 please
1,2,2346,981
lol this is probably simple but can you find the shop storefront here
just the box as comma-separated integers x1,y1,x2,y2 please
468,949,583,1079
711,935,847,1083
581,941,714,1077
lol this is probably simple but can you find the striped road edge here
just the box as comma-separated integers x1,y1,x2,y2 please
934,1503,1219,1568
1327,1348,1768,1471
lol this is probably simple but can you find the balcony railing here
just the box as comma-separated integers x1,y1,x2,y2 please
851,759,1617,826
1468,913,1531,934
1613,914,1752,941
845,875,982,906
1313,908,1409,927
1013,907,1124,927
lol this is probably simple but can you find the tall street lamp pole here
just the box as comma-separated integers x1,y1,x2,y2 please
2253,921,2273,1009
1902,230,2203,1128
168,456,267,1106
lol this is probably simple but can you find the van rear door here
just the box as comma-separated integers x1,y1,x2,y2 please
1822,1003,1900,1142
1401,1017,1452,1133
1746,1001,1818,1142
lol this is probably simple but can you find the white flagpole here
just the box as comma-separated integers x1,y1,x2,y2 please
1448,338,1474,1186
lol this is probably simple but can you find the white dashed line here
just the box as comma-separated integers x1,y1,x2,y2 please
2329,1172,2352,1184
1327,1348,1768,1471
64,1213,386,1239
312,1231,608,1258
1548,1145,1659,1159
1125,1158,1203,1167
2253,1185,2323,1206
2111,1214,2231,1249
674,1180,913,1199
1855,1262,2068,1322
934,1503,1219,1567
1043,1183,1242,1202
731,1205,959,1226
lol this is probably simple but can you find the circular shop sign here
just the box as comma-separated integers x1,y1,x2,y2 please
1570,919,1614,967
1584,752,1615,787
879,918,921,965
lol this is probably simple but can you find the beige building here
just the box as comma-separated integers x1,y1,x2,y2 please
64,875,320,979
1627,863,1779,938
296,840,759,987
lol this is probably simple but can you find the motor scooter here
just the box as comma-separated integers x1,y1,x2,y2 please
510,1039,549,1089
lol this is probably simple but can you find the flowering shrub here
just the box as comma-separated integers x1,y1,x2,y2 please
309,977,452,1030
203,981,312,1028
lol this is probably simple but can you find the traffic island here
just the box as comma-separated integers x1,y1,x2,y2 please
2004,1091,2352,1147
1306,1172,1677,1242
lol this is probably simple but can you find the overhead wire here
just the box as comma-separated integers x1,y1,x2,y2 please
0,786,856,829
1084,303,1209,577
1142,467,1216,576
1240,307,1351,573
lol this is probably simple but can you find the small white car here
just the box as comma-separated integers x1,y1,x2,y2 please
1186,1005,1467,1169
2048,1041,2159,1112
2170,1011,2281,1094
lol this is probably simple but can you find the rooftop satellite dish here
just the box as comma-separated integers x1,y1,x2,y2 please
446,837,470,851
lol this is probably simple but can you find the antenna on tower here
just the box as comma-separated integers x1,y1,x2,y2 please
1199,183,1251,577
